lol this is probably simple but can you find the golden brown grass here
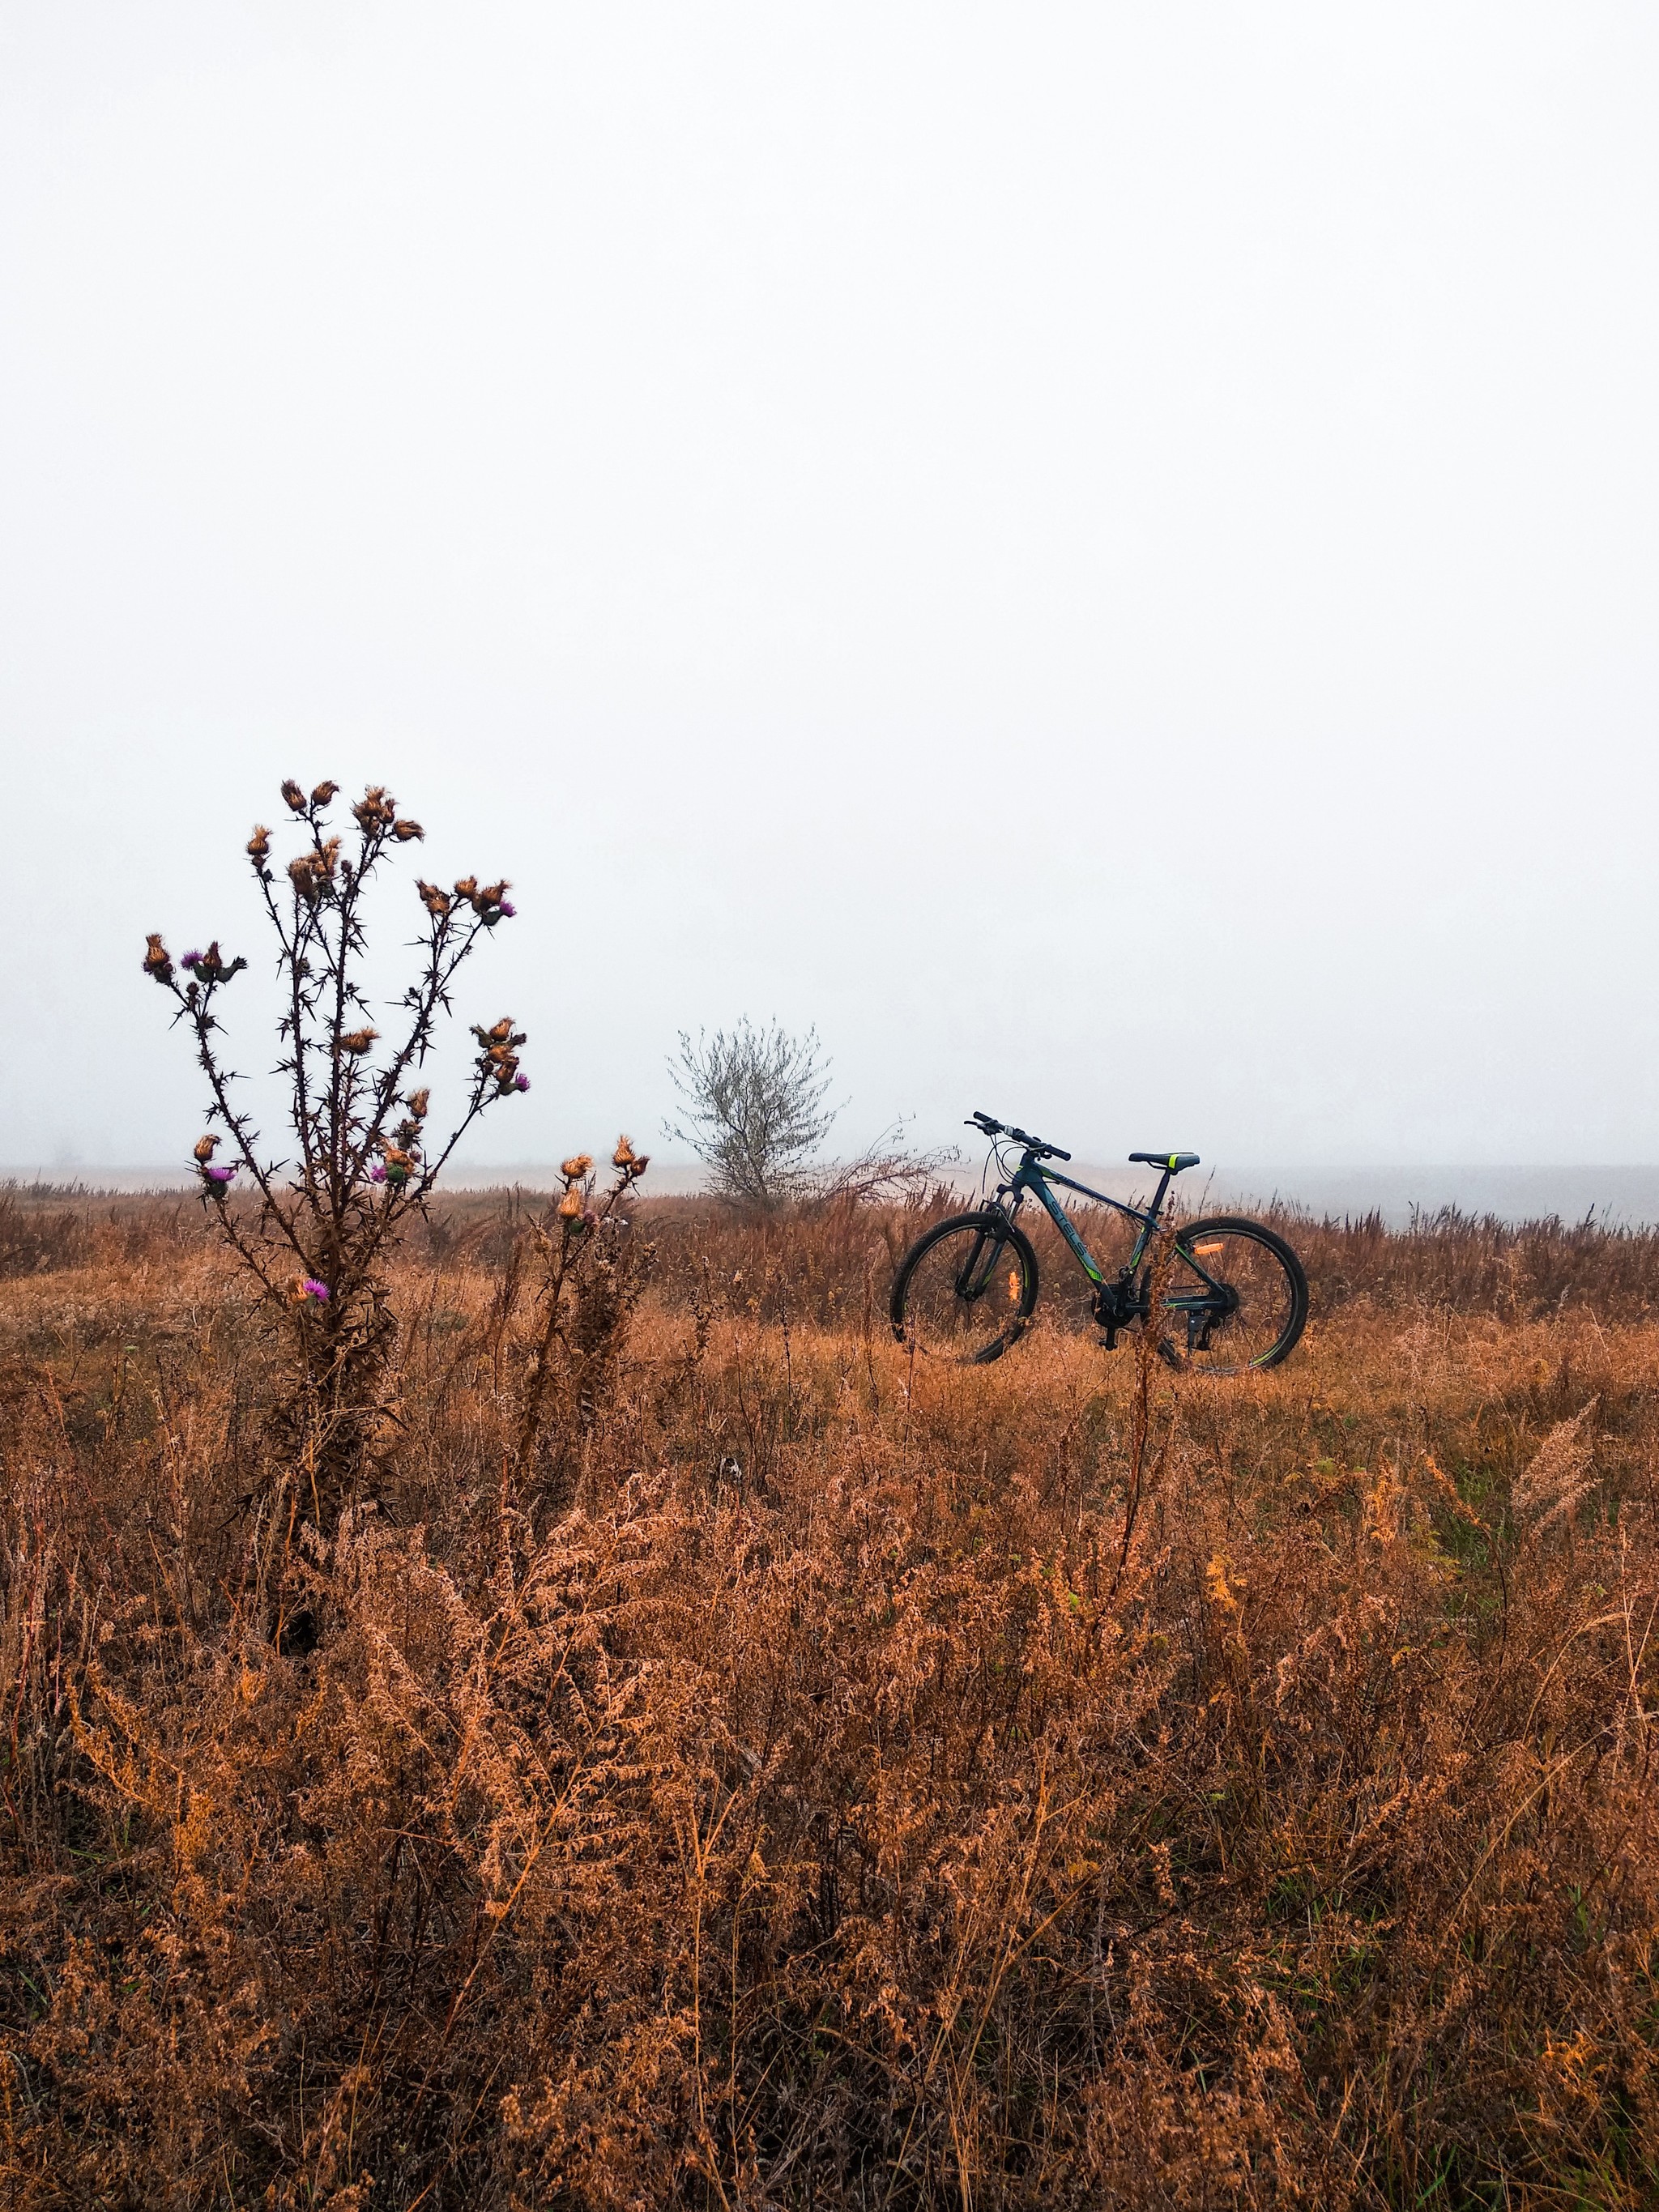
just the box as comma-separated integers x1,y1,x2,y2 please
2,1189,1657,2207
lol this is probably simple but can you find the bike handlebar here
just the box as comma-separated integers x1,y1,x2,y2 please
966,1110,1072,1162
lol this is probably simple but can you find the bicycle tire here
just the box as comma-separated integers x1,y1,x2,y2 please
1158,1215,1307,1374
889,1211,1040,1365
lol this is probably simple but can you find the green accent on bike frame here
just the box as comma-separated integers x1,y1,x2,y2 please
1004,1153,1230,1302
1169,1153,1179,1169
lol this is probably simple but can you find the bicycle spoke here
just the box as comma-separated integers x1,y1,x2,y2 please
892,1213,1037,1365
1158,1221,1305,1374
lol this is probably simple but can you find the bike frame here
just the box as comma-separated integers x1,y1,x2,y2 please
995,1149,1228,1309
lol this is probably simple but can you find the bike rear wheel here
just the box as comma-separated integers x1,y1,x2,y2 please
890,1211,1039,1365
1158,1216,1307,1374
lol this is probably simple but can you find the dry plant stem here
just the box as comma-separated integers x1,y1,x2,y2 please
1113,1229,1179,1596
144,781,525,1518
516,1156,646,1476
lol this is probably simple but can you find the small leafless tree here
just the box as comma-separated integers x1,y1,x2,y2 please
665,1021,954,1211
665,1020,839,1211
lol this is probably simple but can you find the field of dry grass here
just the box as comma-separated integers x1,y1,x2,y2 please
3,1184,1658,2207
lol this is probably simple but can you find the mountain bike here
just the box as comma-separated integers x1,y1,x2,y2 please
889,1111,1307,1373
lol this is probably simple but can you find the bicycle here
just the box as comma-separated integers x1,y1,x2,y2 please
889,1111,1308,1374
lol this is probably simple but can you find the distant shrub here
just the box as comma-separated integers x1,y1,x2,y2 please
666,1017,839,1210
665,1019,950,1213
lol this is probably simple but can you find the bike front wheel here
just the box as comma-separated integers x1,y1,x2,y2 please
1158,1216,1307,1375
889,1211,1039,1365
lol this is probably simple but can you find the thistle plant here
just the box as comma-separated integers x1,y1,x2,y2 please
515,1137,651,1497
143,778,528,1511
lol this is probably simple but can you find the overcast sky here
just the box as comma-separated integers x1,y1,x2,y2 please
3,2,1656,1175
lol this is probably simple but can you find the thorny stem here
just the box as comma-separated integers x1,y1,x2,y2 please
146,780,525,1512
514,1163,638,1468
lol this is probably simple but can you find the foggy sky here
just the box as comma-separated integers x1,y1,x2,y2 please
4,2,1657,1177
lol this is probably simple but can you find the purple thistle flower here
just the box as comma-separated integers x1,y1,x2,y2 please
181,949,203,969
497,898,516,918
369,1163,387,1183
302,1277,330,1302
514,1072,530,1092
205,1164,237,1183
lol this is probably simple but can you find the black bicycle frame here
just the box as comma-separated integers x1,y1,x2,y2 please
998,1153,1228,1308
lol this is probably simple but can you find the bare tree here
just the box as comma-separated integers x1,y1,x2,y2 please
665,1020,839,1210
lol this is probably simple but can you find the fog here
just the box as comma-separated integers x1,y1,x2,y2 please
3,3,1656,1180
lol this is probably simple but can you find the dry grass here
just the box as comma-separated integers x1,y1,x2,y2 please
2,1187,1657,2207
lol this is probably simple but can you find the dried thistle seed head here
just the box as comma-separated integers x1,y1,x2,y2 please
337,1027,379,1055
288,855,321,903
561,1154,594,1180
453,876,478,901
392,819,424,841
195,940,246,983
629,1153,649,1178
416,880,451,918
246,825,271,862
405,1088,430,1119
142,933,173,984
613,1136,636,1167
352,786,396,831
481,880,509,906
557,1187,584,1219
280,778,306,812
310,780,339,807
488,1018,514,1042
193,1134,220,1161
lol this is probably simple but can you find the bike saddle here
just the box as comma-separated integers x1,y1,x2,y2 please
1128,1150,1201,1173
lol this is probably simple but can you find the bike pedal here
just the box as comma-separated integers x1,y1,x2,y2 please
1096,1328,1120,1350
